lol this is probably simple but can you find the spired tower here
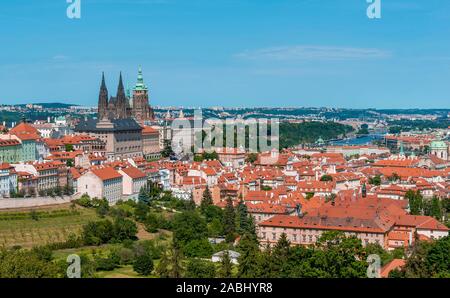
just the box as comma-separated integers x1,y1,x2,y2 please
96,70,152,121
115,72,129,119
98,72,109,119
132,67,154,122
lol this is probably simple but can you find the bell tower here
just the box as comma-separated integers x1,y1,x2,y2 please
132,67,154,122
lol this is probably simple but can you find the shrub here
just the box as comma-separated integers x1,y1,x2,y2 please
133,254,154,276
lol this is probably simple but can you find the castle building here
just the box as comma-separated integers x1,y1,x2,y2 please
98,68,154,122
74,117,143,161
75,69,155,160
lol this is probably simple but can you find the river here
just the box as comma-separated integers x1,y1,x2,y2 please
329,134,385,146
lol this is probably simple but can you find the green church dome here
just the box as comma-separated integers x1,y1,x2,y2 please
430,140,447,149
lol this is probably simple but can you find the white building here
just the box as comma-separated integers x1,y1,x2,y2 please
211,250,241,265
77,166,123,204
118,166,147,199
0,163,17,198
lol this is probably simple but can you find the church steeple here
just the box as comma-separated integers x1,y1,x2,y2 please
101,72,107,90
118,72,125,93
115,72,127,118
98,72,109,119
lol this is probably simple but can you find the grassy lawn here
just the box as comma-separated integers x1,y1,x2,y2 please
96,265,141,278
0,206,100,248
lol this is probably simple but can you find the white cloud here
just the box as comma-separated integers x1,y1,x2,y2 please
235,45,391,61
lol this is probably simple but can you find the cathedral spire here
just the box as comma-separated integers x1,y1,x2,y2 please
101,72,107,90
98,72,109,119
118,72,124,92
115,72,127,118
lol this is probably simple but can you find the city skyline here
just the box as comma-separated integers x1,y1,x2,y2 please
1,0,450,108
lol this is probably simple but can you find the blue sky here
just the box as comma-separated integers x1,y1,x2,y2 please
1,0,450,108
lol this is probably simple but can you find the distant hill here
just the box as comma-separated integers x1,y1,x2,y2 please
14,103,77,109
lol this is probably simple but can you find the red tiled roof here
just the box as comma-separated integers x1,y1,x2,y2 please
120,166,147,179
259,212,394,234
246,202,290,214
141,125,159,135
91,167,122,181
373,159,419,168
9,122,40,140
394,215,449,231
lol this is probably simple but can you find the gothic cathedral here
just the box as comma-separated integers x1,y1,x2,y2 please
98,67,155,122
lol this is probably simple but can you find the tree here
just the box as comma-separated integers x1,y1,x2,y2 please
388,173,401,182
256,244,275,278
208,218,224,238
170,245,184,278
147,181,162,200
237,234,260,278
112,217,138,242
81,220,114,245
0,248,61,278
155,251,171,278
172,211,208,250
320,175,333,182
185,259,216,278
203,204,223,223
144,212,160,233
313,231,367,278
396,236,450,278
161,140,174,158
138,187,150,204
368,175,381,186
65,144,74,152
217,251,233,278
200,186,213,212
427,196,443,220
406,190,424,215
95,252,120,271
223,197,236,242
95,198,110,217
236,200,255,238
133,253,154,276
183,238,213,258
271,233,291,277
134,200,149,222
245,153,258,164
184,194,197,211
